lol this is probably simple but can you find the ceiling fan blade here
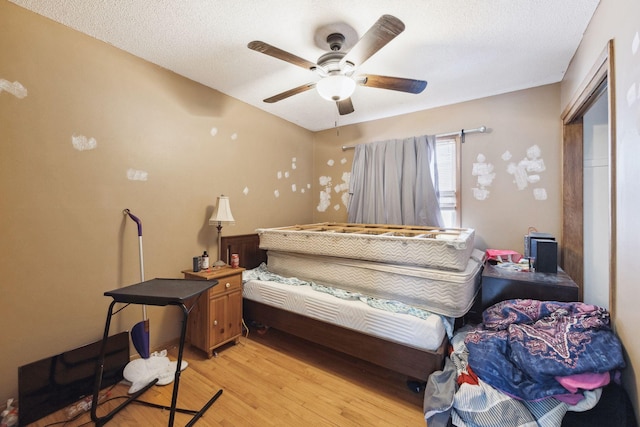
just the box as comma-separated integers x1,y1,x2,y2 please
248,41,317,70
358,74,427,94
341,15,405,68
263,82,316,103
337,98,355,115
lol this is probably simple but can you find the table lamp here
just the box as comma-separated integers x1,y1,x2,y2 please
209,195,235,267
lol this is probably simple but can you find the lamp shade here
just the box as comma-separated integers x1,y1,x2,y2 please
209,195,235,225
316,75,356,101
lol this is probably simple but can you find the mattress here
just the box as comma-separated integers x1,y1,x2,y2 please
257,222,475,271
266,249,485,318
243,279,447,352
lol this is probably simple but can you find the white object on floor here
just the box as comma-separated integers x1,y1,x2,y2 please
123,349,188,394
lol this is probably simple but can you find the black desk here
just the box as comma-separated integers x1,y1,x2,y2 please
91,278,221,426
481,263,579,311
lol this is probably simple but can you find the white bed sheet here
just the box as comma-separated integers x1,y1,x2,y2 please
243,279,447,352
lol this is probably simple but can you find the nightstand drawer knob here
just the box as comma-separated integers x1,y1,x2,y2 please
213,320,218,326
225,282,231,288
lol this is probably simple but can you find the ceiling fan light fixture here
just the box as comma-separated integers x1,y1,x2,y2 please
316,75,356,101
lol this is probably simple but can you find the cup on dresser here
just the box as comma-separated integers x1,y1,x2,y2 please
230,253,239,268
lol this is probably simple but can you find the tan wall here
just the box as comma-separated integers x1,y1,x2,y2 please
561,0,640,418
0,1,314,403
313,84,562,253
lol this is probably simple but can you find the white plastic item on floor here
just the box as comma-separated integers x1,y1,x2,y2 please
122,350,189,394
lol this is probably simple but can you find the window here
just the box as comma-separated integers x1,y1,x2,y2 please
435,137,461,228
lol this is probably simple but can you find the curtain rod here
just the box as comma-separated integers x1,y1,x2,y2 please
341,126,487,151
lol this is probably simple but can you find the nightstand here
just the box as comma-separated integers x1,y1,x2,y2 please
481,262,579,311
182,266,245,357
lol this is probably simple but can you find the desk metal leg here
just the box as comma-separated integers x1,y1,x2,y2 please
169,303,223,426
167,303,188,426
185,389,223,427
92,297,222,426
91,300,157,426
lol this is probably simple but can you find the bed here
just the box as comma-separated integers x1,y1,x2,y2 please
221,228,479,382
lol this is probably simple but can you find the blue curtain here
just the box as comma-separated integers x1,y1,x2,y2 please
347,135,444,227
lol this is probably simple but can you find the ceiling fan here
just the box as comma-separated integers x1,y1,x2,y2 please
247,15,427,115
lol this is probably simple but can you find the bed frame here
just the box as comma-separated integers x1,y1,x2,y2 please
221,233,447,382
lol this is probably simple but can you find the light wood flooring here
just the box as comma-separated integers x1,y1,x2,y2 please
30,327,426,426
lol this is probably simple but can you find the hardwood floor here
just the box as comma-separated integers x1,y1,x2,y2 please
30,327,427,426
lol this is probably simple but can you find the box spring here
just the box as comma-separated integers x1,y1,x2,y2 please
257,222,475,271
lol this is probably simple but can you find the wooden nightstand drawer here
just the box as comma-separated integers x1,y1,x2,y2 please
209,274,242,298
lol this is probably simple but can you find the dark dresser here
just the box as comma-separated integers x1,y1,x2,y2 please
466,262,580,323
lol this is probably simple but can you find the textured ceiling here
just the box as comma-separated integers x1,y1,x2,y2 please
10,0,600,132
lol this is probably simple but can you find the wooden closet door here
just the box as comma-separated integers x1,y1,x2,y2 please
562,119,584,299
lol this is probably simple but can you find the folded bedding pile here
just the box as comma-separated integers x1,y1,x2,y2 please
256,222,483,318
424,299,630,427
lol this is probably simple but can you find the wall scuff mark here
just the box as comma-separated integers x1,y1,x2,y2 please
506,144,546,199
335,171,351,208
533,188,548,201
71,134,97,151
471,153,495,200
274,158,307,198
341,191,349,207
0,79,27,98
317,160,350,212
127,169,148,181
317,175,332,212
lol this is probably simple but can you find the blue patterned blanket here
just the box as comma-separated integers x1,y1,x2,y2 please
464,299,625,401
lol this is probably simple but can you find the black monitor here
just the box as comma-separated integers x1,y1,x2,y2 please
18,331,129,426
